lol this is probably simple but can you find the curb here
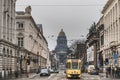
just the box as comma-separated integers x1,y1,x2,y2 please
29,74,38,79
99,73,106,79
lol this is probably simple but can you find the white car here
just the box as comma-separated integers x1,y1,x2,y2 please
87,65,95,73
40,68,50,76
87,65,99,75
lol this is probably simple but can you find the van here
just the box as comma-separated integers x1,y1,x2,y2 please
87,65,95,73
87,65,98,75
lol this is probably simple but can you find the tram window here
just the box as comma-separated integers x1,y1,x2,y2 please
66,62,71,69
79,63,81,69
72,62,78,69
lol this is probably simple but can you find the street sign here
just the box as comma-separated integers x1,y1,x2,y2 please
113,53,118,59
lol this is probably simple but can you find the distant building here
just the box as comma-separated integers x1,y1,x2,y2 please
50,51,58,70
69,40,86,60
54,29,68,68
87,46,94,64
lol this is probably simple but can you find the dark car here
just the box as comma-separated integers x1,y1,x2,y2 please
54,70,59,73
40,68,50,76
90,69,99,75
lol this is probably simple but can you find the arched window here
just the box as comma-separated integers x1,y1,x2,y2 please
10,50,12,57
18,33,24,47
3,48,5,56
7,49,9,57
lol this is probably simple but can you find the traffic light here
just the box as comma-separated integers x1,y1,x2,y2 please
105,58,108,65
27,58,30,65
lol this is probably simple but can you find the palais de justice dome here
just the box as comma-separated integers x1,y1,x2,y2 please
55,29,68,65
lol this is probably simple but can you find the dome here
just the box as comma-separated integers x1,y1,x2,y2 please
58,29,66,36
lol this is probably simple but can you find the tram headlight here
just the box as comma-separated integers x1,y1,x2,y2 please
67,74,71,77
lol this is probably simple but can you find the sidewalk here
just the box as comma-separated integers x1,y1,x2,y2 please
9,73,38,80
99,73,106,78
29,73,38,79
99,73,120,80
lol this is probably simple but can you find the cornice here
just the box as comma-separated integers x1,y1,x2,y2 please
102,0,114,14
0,39,17,48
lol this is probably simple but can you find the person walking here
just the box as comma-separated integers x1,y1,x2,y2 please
108,67,111,78
106,67,108,78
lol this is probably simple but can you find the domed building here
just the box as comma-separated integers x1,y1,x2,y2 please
54,29,68,69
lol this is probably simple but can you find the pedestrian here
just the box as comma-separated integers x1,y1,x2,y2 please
112,68,114,78
15,71,18,78
107,67,111,77
106,67,108,78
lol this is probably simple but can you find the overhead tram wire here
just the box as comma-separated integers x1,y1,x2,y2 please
16,4,104,7
0,4,105,13
47,35,84,43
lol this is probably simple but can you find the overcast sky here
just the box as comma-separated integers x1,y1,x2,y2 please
16,0,107,50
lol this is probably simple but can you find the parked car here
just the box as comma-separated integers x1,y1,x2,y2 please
87,65,99,75
54,70,59,73
40,68,50,76
49,68,54,73
36,68,40,74
87,65,95,73
90,69,99,75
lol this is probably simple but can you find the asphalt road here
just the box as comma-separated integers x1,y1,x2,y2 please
8,70,120,80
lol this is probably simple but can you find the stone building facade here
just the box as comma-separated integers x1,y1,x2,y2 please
102,0,120,67
16,6,50,73
0,0,17,78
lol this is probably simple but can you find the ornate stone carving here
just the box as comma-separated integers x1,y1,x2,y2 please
25,6,31,14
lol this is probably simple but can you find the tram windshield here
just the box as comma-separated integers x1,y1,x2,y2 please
72,62,78,69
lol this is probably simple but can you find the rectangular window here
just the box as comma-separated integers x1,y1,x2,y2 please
66,62,71,69
101,35,104,46
18,23,23,29
18,38,20,46
18,37,24,47
17,22,24,30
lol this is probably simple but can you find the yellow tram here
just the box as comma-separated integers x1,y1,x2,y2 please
65,59,82,78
